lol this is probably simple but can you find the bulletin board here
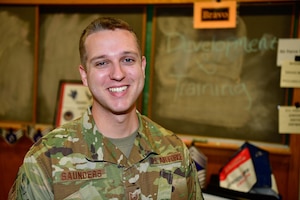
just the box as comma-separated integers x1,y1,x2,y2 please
0,6,35,122
149,3,295,144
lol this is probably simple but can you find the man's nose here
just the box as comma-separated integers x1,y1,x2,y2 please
110,63,125,81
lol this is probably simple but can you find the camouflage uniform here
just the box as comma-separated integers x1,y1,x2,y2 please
9,108,204,200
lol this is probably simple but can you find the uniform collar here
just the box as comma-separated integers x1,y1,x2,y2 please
82,109,159,167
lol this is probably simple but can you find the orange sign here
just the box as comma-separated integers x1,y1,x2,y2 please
194,1,237,29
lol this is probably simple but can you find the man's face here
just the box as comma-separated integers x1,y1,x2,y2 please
79,29,146,115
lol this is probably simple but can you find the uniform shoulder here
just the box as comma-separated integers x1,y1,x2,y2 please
139,114,185,147
140,114,174,136
27,119,82,154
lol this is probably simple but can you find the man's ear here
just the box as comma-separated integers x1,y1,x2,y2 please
141,56,146,78
79,65,88,86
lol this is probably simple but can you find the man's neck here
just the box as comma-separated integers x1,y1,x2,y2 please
91,106,139,139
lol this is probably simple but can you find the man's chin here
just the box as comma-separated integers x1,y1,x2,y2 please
111,105,136,115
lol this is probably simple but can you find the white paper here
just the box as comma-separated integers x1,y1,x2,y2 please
277,38,300,66
280,61,300,88
279,106,300,134
203,193,232,200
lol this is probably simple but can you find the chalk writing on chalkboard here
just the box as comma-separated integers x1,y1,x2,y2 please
151,5,290,143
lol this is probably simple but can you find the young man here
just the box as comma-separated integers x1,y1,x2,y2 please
9,17,204,200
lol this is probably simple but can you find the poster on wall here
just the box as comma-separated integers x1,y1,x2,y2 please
55,81,93,127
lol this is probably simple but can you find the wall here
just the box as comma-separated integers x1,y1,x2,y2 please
0,1,299,200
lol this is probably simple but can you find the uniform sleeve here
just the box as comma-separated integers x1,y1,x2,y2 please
187,159,204,200
8,157,54,200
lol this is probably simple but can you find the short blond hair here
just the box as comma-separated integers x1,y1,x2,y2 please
79,17,141,69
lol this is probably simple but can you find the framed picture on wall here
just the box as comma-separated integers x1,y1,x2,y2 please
55,80,93,127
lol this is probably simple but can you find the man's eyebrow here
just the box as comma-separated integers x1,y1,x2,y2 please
89,51,140,62
90,55,106,63
122,51,139,57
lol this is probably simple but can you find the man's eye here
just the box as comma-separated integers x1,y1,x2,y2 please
124,58,135,63
95,61,106,66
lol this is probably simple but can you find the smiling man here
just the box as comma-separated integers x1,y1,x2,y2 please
9,17,204,200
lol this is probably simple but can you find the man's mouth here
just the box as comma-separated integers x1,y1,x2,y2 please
109,86,128,93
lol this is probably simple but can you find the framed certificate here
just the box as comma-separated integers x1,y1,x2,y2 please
55,80,93,126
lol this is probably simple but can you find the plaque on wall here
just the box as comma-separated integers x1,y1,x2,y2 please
55,80,93,127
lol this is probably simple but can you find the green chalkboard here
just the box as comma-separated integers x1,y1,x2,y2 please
0,6,35,122
150,3,295,143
